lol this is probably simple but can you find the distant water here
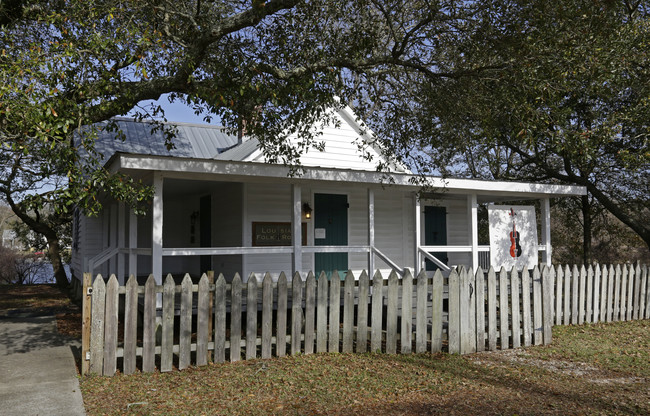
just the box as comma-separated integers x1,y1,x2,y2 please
19,262,71,284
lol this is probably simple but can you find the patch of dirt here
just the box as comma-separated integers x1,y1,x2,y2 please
470,348,648,385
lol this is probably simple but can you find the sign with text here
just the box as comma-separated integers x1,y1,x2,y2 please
252,222,307,246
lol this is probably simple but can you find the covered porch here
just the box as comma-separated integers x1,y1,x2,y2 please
83,153,582,284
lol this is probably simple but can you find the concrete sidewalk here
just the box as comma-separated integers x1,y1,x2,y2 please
0,315,85,416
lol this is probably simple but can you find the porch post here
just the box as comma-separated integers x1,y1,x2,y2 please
109,203,118,275
541,197,552,266
368,188,375,273
468,194,479,270
414,193,421,275
291,184,302,276
117,202,126,285
152,172,163,286
128,209,138,279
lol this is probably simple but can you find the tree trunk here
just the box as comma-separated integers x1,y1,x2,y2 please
581,195,592,266
46,237,68,288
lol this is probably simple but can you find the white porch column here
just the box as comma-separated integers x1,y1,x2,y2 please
541,197,552,266
109,203,118,275
117,202,126,285
414,193,421,275
291,184,302,276
368,188,375,273
152,172,163,285
128,209,138,279
468,194,479,271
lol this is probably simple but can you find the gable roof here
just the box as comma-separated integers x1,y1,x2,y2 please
88,106,405,173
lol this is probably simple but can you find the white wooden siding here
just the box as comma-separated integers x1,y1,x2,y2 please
374,190,408,273
252,111,384,171
446,199,472,266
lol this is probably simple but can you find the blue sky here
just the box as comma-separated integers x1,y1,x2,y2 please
132,95,218,125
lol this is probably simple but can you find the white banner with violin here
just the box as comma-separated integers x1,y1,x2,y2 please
488,205,538,270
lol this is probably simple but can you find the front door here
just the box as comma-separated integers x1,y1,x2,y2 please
424,205,448,271
314,193,348,279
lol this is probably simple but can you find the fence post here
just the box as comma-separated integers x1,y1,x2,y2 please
207,270,215,363
499,267,509,349
400,269,413,354
356,271,369,353
563,265,571,325
328,271,341,352
448,268,460,354
123,275,138,375
586,265,594,323
533,267,543,346
305,272,317,354
431,269,444,353
214,274,227,363
542,266,553,345
510,268,521,349
291,272,303,355
179,274,193,370
578,265,586,325
386,271,398,354
613,265,621,321
142,275,156,372
475,267,485,352
342,271,355,353
554,265,563,326
371,270,384,353
248,274,259,359
102,275,119,377
415,269,428,353
592,265,600,323
633,263,641,320
161,274,175,372
640,265,650,319
89,275,106,375
261,273,273,359
196,274,210,367
487,267,497,351
317,271,329,353
231,273,243,361
81,273,92,376
521,268,531,347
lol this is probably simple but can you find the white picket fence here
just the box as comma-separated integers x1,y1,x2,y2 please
81,263,649,376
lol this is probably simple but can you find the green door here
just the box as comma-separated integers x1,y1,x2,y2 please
424,206,448,271
314,193,348,279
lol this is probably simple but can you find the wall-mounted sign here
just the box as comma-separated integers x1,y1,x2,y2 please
314,228,326,239
252,222,307,246
488,205,538,270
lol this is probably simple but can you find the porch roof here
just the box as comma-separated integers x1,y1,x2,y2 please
106,152,586,201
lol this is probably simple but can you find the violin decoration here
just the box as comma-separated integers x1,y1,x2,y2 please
508,208,522,258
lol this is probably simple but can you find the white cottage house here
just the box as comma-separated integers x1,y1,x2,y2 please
70,106,585,287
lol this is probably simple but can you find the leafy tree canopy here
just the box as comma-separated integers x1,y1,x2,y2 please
0,0,496,284
363,0,650,250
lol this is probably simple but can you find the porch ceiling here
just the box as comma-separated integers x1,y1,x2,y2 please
107,152,587,199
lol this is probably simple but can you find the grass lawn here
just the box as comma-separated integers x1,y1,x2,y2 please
2,284,647,415
80,321,649,415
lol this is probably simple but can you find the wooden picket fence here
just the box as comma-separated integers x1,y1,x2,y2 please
552,263,649,325
81,263,649,377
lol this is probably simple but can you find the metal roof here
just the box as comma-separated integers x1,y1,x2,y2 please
213,137,259,161
84,118,239,164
